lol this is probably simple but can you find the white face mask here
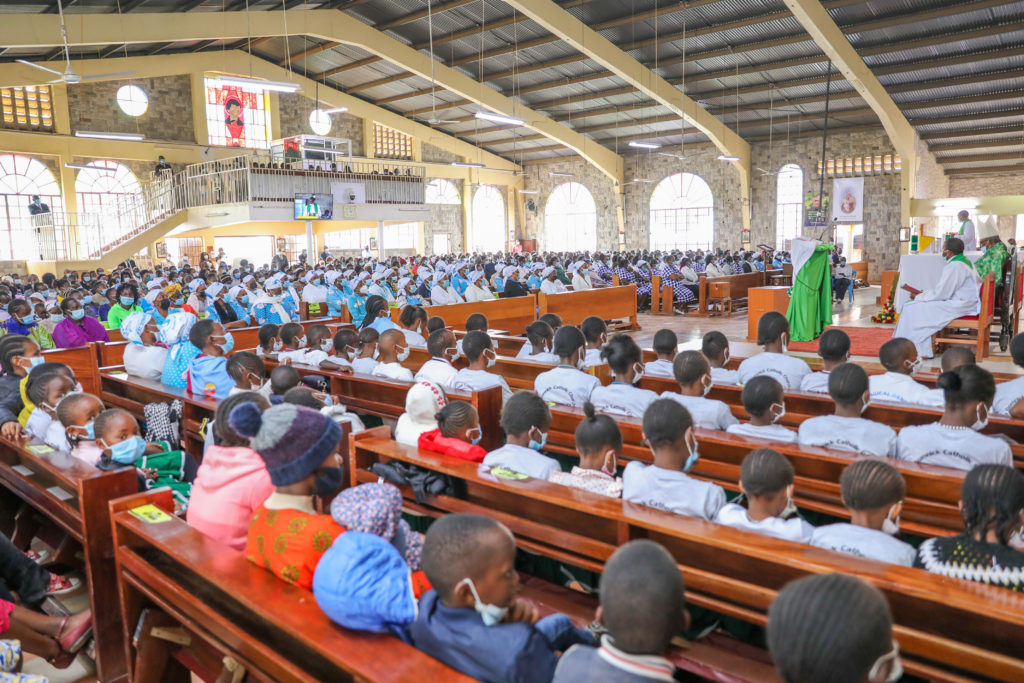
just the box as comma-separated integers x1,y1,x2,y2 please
321,339,332,353
395,345,410,362
722,349,730,365
485,349,497,368
905,357,922,374
272,339,284,352
701,375,713,397
296,335,308,349
771,403,786,424
780,485,797,518
881,505,900,536
868,642,903,683
372,346,380,360
575,354,586,371
459,577,508,626
861,394,871,415
443,346,458,362
972,403,989,431
631,362,645,385
780,333,789,354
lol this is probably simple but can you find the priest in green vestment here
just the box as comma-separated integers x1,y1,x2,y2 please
786,238,834,341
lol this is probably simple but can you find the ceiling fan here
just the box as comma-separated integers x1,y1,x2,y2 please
418,0,460,125
12,0,135,87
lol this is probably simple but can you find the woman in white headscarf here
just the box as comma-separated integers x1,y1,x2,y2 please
463,270,492,303
430,271,461,305
121,312,170,381
186,277,209,315
159,312,199,388
571,261,594,291
251,276,293,325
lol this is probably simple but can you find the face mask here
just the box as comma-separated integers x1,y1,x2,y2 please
19,355,44,370
882,506,900,536
575,354,586,371
104,435,147,464
723,349,730,365
372,347,380,360
272,339,284,352
601,451,617,476
631,362,645,385
314,466,344,499
240,294,250,304
780,486,798,518
868,643,903,683
528,428,548,452
905,358,922,374
119,296,135,307
701,375,713,397
485,349,497,368
466,427,483,445
321,339,332,353
215,332,234,354
459,577,508,627
443,347,458,362
683,433,699,472
771,403,786,424
19,313,37,325
83,277,91,283
49,313,63,323
972,403,989,431
395,345,410,362
313,279,322,286
860,396,871,415
74,421,96,441
296,335,308,349
780,333,789,354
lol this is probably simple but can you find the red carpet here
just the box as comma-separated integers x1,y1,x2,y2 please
787,325,893,357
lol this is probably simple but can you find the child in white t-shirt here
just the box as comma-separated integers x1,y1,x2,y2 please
283,323,351,372
548,401,623,498
580,315,608,368
799,328,850,394
727,376,797,443
515,320,559,364
799,363,897,458
715,448,814,542
702,331,739,386
371,329,415,382
736,312,811,390
275,321,309,365
589,335,659,418
661,350,738,431
622,398,725,519
452,331,513,403
991,333,1024,417
483,391,561,480
644,329,678,378
868,337,934,405
810,459,915,566
534,325,601,407
456,313,489,358
350,328,381,374
896,364,1012,470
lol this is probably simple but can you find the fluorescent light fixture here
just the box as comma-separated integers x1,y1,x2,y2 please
518,190,539,194
64,163,104,171
717,154,741,161
452,161,485,168
324,107,348,114
212,75,300,93
475,111,525,126
629,141,661,150
632,178,653,183
205,212,229,217
548,171,574,178
75,130,144,141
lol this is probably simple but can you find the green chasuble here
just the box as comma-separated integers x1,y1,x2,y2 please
974,241,1007,282
786,241,834,341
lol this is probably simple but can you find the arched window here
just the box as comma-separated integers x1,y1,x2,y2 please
471,184,506,253
649,172,714,251
0,154,63,260
75,160,141,218
776,164,804,249
425,178,461,205
545,182,597,252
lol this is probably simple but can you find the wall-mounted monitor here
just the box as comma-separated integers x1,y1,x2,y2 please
294,193,333,220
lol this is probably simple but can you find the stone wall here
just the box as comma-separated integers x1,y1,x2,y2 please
276,94,364,156
521,157,619,250
949,174,1024,197
421,141,460,164
67,76,194,143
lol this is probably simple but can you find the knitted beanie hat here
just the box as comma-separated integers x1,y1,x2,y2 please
229,402,342,486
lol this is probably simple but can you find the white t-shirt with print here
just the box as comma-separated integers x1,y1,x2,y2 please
993,375,1024,415
589,383,659,418
415,358,458,390
715,503,815,543
896,423,1012,470
798,415,897,458
660,392,738,431
737,352,811,390
483,444,560,480
726,423,798,443
372,362,414,382
869,372,935,406
711,366,740,386
534,366,601,407
799,370,831,394
810,523,916,566
452,368,513,402
622,461,725,520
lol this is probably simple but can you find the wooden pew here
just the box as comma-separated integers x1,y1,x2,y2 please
0,436,137,682
42,345,102,396
538,284,638,330
649,275,676,316
389,296,536,337
543,404,964,538
696,271,767,316
110,488,472,683
350,435,1024,683
261,360,504,451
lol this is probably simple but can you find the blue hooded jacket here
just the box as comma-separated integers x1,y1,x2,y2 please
313,532,417,639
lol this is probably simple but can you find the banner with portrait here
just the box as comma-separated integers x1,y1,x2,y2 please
831,177,864,223
205,79,272,149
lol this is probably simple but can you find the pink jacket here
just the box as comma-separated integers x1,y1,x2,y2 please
186,445,274,551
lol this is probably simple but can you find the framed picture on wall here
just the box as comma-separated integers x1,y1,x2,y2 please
899,227,911,242
155,242,167,259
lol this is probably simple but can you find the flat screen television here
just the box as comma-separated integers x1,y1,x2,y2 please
294,193,333,220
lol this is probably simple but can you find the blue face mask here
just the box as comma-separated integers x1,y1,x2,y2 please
106,435,147,464
76,421,96,440
49,313,63,323
40,290,51,299
19,313,37,325
528,429,547,452
70,309,86,321
313,278,322,286
173,297,184,306
119,296,135,307
216,331,235,354
682,436,699,473
21,355,44,369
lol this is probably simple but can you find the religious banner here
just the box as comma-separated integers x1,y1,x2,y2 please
831,177,864,223
205,78,272,149
803,190,831,227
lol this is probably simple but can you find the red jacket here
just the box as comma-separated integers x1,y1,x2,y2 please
417,429,487,463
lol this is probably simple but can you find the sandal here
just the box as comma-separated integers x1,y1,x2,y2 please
46,573,81,596
57,608,93,655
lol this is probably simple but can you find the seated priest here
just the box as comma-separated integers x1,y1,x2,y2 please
973,221,1009,287
893,237,980,360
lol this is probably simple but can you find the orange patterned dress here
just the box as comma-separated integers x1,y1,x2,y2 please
245,506,345,589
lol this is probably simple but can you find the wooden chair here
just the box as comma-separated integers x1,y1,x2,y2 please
649,275,676,316
933,272,996,359
706,281,732,317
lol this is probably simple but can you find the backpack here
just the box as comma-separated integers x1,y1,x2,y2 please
370,460,461,504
